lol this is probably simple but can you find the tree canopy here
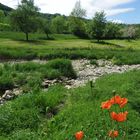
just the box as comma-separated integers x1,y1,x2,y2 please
89,11,106,42
10,0,39,41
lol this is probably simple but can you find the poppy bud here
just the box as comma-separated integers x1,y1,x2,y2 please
75,131,84,140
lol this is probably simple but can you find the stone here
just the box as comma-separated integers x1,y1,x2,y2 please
13,88,22,96
3,94,14,100
65,85,71,89
5,90,12,95
42,82,49,88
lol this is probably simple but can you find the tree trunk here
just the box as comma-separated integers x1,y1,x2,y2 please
47,33,49,39
45,33,49,39
25,33,29,41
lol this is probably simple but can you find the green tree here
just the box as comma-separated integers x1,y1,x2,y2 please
122,26,138,40
39,18,51,39
51,16,66,34
69,0,87,38
135,25,140,38
10,0,39,41
104,22,122,39
88,11,106,42
68,16,87,38
71,0,86,18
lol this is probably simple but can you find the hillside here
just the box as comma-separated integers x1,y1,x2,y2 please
0,3,13,12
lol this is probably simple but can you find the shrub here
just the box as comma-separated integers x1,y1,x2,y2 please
0,23,11,31
46,59,77,79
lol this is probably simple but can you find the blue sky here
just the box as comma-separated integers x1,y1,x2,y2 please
107,0,140,24
0,0,140,24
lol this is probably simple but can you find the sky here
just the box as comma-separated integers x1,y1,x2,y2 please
0,0,140,24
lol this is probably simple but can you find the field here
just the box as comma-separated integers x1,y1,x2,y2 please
0,32,140,140
0,32,140,64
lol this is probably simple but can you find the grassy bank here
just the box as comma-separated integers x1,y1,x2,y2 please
0,70,140,139
0,59,76,95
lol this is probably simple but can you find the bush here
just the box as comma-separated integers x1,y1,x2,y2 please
0,23,11,31
46,59,77,79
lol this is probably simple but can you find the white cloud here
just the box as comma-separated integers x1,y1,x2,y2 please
0,0,136,17
81,0,135,18
105,8,135,16
108,19,124,24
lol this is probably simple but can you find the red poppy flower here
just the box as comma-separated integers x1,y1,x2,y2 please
119,98,128,108
110,112,118,121
110,95,121,105
110,111,128,122
75,131,84,140
101,100,112,110
109,130,119,138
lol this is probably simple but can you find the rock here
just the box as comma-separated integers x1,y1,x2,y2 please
2,93,7,98
5,90,13,95
42,82,49,88
70,59,140,88
0,88,23,105
13,88,22,96
52,79,57,84
0,98,5,105
65,85,71,89
4,94,14,100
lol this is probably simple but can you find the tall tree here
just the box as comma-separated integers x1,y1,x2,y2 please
71,0,86,18
122,26,138,40
69,0,87,38
39,18,51,39
51,16,66,34
88,11,106,42
10,0,39,41
104,22,122,39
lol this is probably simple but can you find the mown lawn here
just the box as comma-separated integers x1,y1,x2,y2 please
0,32,140,65
0,70,140,140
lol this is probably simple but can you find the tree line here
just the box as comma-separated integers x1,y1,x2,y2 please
0,0,140,41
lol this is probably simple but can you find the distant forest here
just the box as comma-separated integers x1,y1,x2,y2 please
0,1,140,41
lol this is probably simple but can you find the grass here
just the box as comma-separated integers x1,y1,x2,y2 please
0,31,140,139
0,59,76,95
0,85,66,137
0,70,140,139
0,32,140,64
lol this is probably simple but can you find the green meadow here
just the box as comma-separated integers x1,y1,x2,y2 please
1,0,140,139
0,70,140,139
0,32,140,65
0,32,140,140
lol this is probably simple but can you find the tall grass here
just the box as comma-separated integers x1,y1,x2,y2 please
0,70,140,139
0,59,76,93
0,85,66,136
